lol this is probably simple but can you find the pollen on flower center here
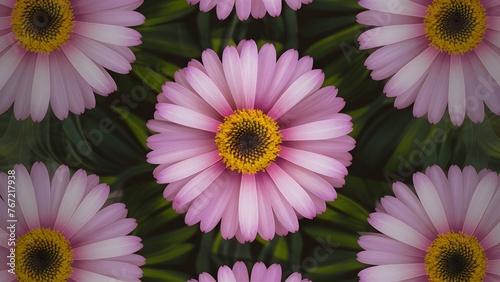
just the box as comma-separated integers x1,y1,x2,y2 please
424,0,487,55
16,228,73,282
425,231,487,282
11,0,74,53
215,109,282,174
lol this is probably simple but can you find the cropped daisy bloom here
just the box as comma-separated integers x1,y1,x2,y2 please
147,39,354,243
186,0,312,21
358,165,500,281
357,0,500,126
188,261,311,282
0,163,144,281
0,0,144,121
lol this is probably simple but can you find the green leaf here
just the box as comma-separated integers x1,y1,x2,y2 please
137,24,201,58
140,0,196,26
305,25,362,60
142,268,191,282
112,105,150,149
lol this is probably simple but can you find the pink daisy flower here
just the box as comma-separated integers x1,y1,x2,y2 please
0,163,144,281
188,261,311,282
186,0,313,21
358,165,500,281
0,0,144,121
147,39,355,243
357,0,500,126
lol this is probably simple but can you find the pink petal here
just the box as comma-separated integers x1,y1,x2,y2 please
279,146,348,178
146,140,215,164
448,55,466,125
358,0,427,17
358,264,426,282
49,165,71,225
199,0,217,11
239,40,258,108
220,176,240,239
216,0,235,20
384,46,439,97
198,273,217,282
0,45,26,91
481,220,500,250
250,262,267,281
413,172,450,234
71,268,122,282
161,82,219,119
263,0,282,17
230,262,248,281
251,0,266,18
30,163,51,227
15,164,40,230
76,10,145,26
217,265,237,281
412,54,445,119
265,264,283,281
73,218,138,247
55,52,88,115
358,233,426,257
61,41,116,94
0,0,14,9
62,184,109,239
462,172,497,235
201,49,234,107
184,66,233,116
73,260,142,280
156,151,221,184
488,260,500,275
71,34,132,74
358,24,425,50
54,169,88,231
367,38,427,81
256,175,276,240
267,163,316,219
281,118,352,141
48,53,70,119
155,103,220,132
474,43,500,87
267,177,299,232
222,45,246,109
260,50,298,112
357,10,423,26
255,43,277,108
380,196,435,239
367,212,432,251
284,273,303,282
174,162,226,207
186,176,233,232
30,54,50,121
235,0,251,20
73,21,142,46
268,70,323,120
73,236,142,260
72,0,142,13
70,203,128,244
13,54,35,120
238,174,259,241
279,161,336,201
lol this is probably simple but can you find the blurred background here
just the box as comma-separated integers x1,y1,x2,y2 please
1,0,499,281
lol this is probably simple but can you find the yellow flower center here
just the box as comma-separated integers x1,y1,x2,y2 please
425,231,487,282
215,109,282,174
16,228,73,282
424,0,487,55
11,0,74,53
